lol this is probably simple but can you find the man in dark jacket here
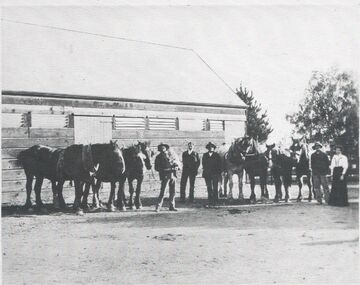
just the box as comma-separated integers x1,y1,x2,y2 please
180,142,200,203
202,142,222,206
154,143,179,212
310,142,330,204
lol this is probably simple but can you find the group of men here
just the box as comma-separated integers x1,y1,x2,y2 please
153,139,346,212
154,141,221,212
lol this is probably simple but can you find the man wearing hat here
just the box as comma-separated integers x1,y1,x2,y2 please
154,143,179,212
202,142,222,206
180,142,201,203
310,142,330,204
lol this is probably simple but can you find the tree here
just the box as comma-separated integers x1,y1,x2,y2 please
236,85,273,143
286,67,359,157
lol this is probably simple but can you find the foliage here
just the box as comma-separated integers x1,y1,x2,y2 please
286,67,358,156
236,85,273,143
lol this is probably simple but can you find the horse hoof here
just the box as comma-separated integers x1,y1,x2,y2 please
308,198,312,202
38,207,49,214
108,205,116,212
136,206,142,210
119,206,126,212
76,209,84,216
274,199,279,203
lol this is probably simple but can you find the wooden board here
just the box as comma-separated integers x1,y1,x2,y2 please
2,93,246,116
2,159,22,170
29,128,74,138
1,148,25,159
2,169,26,181
2,128,29,138
112,129,225,139
2,138,74,148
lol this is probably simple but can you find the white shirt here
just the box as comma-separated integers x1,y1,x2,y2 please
330,154,349,175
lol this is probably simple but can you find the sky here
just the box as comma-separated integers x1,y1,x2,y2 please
2,2,360,142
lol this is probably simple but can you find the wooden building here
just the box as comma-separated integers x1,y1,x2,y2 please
2,20,247,205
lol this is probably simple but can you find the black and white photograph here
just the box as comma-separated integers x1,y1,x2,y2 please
1,1,359,284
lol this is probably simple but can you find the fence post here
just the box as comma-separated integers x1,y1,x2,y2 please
175,117,180,130
145,116,150,130
66,113,74,128
112,115,116,130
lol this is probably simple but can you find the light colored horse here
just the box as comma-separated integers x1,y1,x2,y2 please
218,137,251,200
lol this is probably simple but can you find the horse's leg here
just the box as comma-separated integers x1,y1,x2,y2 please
57,180,67,209
73,179,84,215
107,182,116,212
284,176,291,203
51,180,61,210
307,174,313,202
249,175,256,204
128,179,135,210
219,173,224,197
228,171,234,199
297,175,303,202
34,176,44,209
260,173,267,200
237,171,244,201
224,172,229,198
274,173,282,203
81,182,91,211
24,172,34,209
135,177,143,209
117,177,127,211
92,179,102,209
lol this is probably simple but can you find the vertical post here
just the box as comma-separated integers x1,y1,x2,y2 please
66,113,74,128
206,119,210,131
175,117,179,130
112,115,116,130
145,116,150,130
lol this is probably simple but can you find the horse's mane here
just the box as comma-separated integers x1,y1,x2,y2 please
299,142,309,161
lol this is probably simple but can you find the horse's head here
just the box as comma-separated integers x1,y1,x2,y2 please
264,143,276,168
108,140,126,174
138,140,152,170
289,136,309,162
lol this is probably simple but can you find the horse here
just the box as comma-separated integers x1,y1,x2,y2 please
17,145,66,211
218,137,250,200
289,137,314,202
243,138,270,203
57,141,125,214
264,143,297,202
114,141,153,210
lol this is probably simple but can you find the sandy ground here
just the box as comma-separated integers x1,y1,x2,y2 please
2,184,359,284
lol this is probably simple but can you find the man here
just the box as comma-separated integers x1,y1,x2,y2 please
180,142,200,203
310,142,330,204
202,142,222,206
154,143,180,212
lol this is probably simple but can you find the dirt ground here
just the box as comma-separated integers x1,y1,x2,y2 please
2,184,359,284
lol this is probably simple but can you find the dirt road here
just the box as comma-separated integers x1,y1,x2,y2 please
2,183,359,284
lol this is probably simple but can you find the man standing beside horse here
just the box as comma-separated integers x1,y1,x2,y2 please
180,142,200,203
202,142,222,206
310,142,330,204
154,143,181,212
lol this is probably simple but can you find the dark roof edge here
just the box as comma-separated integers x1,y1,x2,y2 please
2,90,247,110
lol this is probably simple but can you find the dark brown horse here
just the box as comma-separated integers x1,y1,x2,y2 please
57,141,125,214
116,141,153,210
289,137,314,202
18,145,66,211
264,144,297,202
243,138,270,203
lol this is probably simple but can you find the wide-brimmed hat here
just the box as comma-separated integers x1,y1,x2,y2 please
205,142,217,150
312,142,323,150
157,143,170,151
334,145,343,151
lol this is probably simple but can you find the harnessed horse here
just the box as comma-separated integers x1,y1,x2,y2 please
289,137,314,202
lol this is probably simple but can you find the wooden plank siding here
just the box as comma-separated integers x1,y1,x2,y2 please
2,91,245,205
